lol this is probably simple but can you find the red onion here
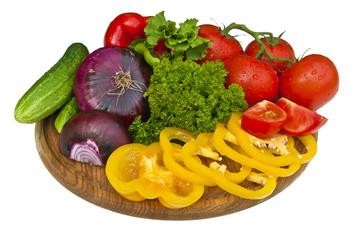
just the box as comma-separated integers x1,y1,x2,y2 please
75,46,152,126
59,110,132,166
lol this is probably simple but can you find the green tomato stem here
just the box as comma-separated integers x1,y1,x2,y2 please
134,43,160,67
222,23,294,65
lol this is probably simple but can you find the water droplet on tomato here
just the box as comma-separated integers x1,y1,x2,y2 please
318,75,323,80
311,70,317,75
252,74,259,80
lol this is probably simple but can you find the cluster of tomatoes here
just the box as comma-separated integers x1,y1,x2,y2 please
196,23,339,138
104,12,339,139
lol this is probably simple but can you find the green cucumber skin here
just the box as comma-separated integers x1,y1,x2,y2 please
14,42,89,123
54,96,79,133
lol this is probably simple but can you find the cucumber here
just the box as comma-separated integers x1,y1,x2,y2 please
14,42,89,123
54,96,79,133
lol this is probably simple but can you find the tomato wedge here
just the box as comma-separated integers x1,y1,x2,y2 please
276,98,328,136
241,100,288,139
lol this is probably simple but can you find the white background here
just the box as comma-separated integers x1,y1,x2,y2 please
1,0,357,239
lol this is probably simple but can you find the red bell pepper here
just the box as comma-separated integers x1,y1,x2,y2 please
104,12,170,56
104,12,148,47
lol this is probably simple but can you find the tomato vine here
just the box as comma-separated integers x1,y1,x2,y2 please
222,23,295,65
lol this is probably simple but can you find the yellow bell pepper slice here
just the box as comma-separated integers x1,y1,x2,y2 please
212,122,301,177
160,128,216,186
179,139,276,199
106,142,204,209
193,132,252,184
297,134,318,163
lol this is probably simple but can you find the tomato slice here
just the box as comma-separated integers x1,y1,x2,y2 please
276,98,328,136
241,100,288,139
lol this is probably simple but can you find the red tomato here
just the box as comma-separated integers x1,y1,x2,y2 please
104,12,147,47
245,37,295,76
276,98,328,136
224,55,279,106
241,100,288,139
279,54,339,111
196,24,244,64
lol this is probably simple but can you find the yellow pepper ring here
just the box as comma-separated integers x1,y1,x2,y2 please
160,128,216,186
180,140,277,200
194,132,253,184
224,165,252,184
297,135,318,163
212,123,301,177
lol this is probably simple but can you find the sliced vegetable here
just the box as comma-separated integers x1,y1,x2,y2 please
69,138,102,166
241,100,288,139
160,127,216,186
214,120,300,177
75,46,152,126
247,133,290,156
106,142,205,209
14,42,89,123
276,98,328,136
179,138,277,200
59,110,132,166
54,97,79,133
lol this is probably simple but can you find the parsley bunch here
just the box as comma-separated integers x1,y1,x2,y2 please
129,56,248,145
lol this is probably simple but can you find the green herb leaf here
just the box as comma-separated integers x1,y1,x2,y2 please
144,11,212,61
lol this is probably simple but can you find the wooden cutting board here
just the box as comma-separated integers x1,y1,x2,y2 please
35,114,316,220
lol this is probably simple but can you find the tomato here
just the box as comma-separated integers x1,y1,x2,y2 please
196,24,244,64
245,37,295,76
224,55,279,106
104,12,147,47
241,100,288,139
276,98,327,136
279,54,339,111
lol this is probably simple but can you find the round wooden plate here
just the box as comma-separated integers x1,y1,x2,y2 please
35,114,317,220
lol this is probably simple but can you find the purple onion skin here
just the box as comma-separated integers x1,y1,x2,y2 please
75,46,152,126
59,110,132,165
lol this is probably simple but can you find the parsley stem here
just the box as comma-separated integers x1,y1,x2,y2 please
222,23,294,65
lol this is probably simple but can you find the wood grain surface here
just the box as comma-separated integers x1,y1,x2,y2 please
35,114,317,220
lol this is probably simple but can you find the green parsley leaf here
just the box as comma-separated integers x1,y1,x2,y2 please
129,56,248,145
